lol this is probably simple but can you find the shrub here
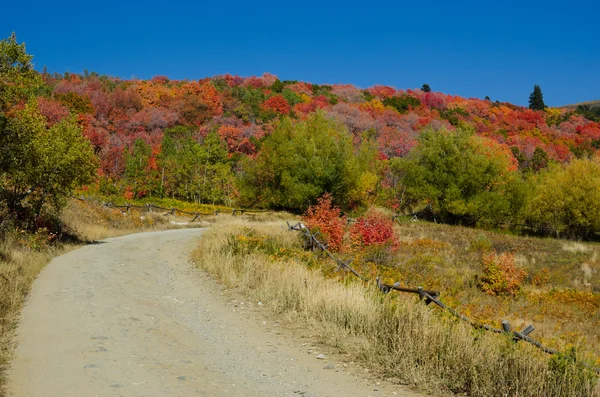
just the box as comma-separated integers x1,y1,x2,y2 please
479,251,527,296
302,194,346,251
350,210,397,248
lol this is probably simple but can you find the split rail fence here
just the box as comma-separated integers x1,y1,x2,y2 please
74,196,267,222
286,221,600,374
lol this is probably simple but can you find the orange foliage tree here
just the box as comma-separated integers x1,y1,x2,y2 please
302,194,346,252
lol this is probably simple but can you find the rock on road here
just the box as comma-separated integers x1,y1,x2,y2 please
8,228,419,397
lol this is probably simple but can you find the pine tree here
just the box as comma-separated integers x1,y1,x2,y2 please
421,83,431,92
528,85,546,110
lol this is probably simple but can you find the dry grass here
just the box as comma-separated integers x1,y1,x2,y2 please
389,220,600,363
192,219,599,397
0,198,196,395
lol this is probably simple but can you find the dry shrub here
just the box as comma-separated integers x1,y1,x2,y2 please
479,251,528,296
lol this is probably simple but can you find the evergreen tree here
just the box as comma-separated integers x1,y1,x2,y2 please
528,85,546,110
421,83,431,92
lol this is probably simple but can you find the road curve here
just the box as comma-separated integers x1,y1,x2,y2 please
7,228,418,397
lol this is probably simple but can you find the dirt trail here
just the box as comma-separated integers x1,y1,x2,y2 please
7,228,420,397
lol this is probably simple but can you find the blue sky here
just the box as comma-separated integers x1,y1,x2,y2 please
3,0,598,106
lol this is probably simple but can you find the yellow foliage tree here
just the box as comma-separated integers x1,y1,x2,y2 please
525,156,600,238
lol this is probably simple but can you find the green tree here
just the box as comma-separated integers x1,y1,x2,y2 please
3,101,97,223
0,35,97,226
525,157,600,239
158,127,234,205
124,139,157,198
1,33,44,174
396,127,524,225
197,131,234,205
421,84,431,92
238,112,361,211
530,147,549,171
382,95,421,114
528,84,546,110
159,126,201,200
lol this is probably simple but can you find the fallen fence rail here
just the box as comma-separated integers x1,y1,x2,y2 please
286,221,600,374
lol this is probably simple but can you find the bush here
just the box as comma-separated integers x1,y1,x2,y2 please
479,251,527,296
302,194,346,252
349,210,397,248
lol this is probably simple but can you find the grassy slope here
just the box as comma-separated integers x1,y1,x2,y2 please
192,216,599,396
393,221,600,360
562,100,600,109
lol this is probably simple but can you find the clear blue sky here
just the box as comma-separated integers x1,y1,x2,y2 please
3,0,598,106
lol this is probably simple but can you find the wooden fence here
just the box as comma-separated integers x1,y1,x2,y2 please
286,221,600,374
75,195,268,222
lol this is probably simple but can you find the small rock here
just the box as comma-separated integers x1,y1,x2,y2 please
316,353,327,360
323,362,335,370
258,301,263,306
373,387,379,391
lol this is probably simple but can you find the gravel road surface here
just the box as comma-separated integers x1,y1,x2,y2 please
7,228,419,397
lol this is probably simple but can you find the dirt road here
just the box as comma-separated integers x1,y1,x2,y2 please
7,228,419,397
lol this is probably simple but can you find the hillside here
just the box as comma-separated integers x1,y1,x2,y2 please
3,32,600,241
39,73,600,201
562,100,600,110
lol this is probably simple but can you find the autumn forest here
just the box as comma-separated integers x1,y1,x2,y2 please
2,34,600,240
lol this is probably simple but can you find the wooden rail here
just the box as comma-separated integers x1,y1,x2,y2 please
287,221,600,374
75,195,269,222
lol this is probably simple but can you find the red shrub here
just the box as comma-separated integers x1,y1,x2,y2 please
479,251,527,296
302,194,346,252
350,210,397,248
261,95,291,115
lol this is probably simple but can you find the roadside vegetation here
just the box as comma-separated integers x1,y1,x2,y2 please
193,212,599,396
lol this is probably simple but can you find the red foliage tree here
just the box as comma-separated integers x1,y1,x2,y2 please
367,85,397,100
261,94,291,115
37,97,70,126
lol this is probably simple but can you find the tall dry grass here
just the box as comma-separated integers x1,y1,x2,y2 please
192,219,599,397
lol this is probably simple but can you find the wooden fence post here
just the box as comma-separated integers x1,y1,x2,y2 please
522,324,535,336
417,286,425,300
